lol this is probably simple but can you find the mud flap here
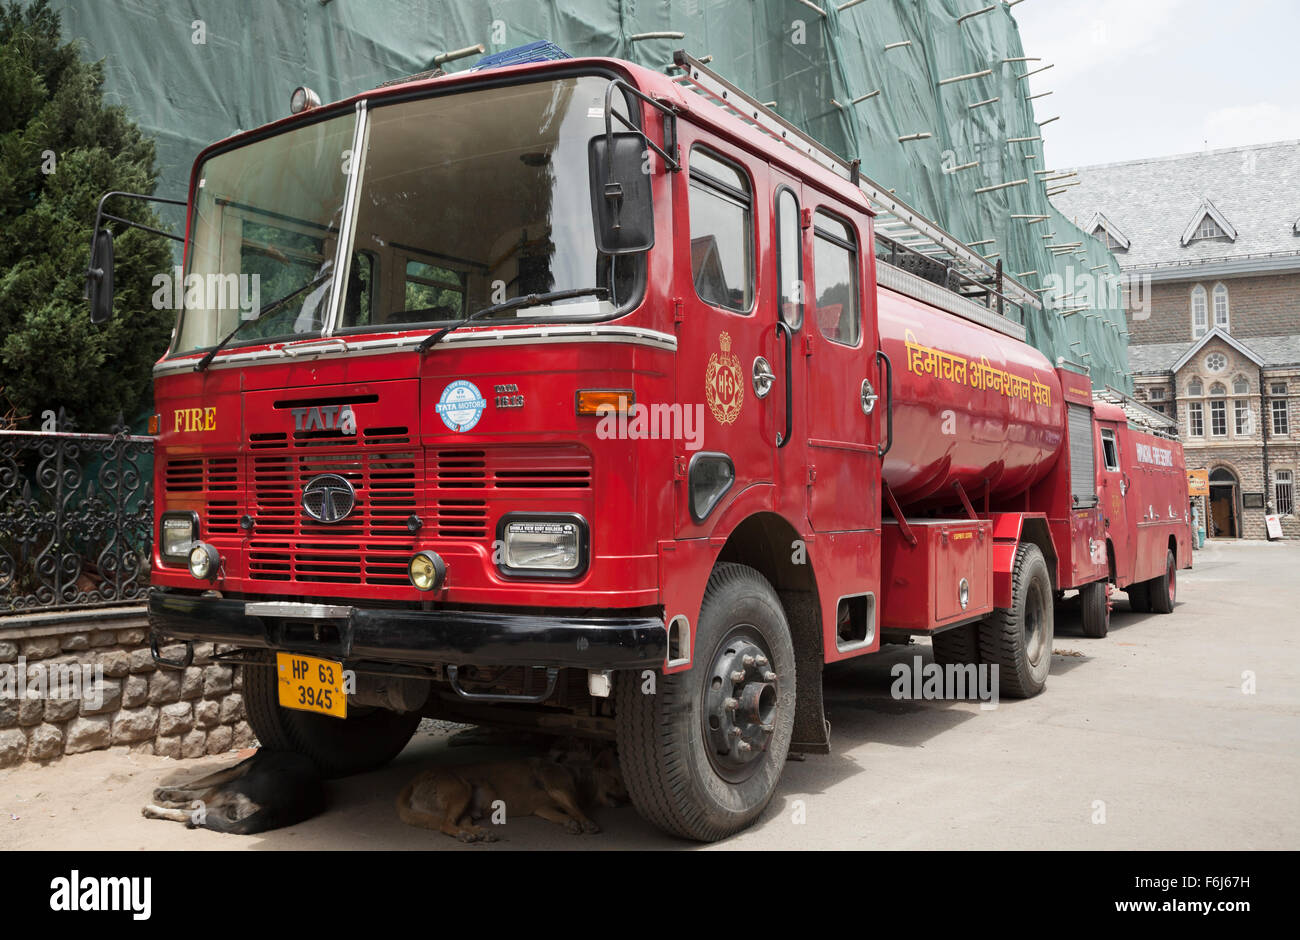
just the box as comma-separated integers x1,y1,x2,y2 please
780,589,830,755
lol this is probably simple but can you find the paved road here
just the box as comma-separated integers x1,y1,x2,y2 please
3,539,1296,850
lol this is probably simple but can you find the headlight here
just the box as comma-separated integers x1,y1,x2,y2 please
160,511,199,565
408,551,447,592
188,541,221,581
496,514,588,578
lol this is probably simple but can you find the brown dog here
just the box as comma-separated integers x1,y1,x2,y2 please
396,749,625,842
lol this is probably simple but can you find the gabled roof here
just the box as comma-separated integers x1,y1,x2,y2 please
1170,328,1264,372
1180,198,1237,246
1052,140,1300,272
1086,211,1130,250
1129,333,1300,375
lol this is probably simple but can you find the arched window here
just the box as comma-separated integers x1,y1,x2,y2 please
1191,285,1208,338
1233,375,1249,395
1210,382,1226,396
1213,284,1229,331
1187,377,1203,396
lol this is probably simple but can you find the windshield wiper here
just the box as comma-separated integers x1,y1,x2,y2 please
416,287,610,354
193,270,333,372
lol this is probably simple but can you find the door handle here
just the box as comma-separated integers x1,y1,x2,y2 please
775,321,793,448
875,349,893,458
752,356,775,399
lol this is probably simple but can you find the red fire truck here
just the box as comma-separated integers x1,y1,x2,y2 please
86,50,1190,841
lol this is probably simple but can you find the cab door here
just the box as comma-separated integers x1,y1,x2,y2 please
1096,420,1135,586
671,133,775,536
802,199,878,532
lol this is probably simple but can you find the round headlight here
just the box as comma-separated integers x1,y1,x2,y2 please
289,85,321,114
188,542,220,581
408,551,446,592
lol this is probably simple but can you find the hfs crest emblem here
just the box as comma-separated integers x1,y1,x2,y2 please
705,331,744,425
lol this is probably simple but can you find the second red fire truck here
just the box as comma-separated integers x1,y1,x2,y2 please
87,50,1191,841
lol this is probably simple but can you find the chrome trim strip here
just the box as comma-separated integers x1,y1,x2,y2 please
324,100,369,338
244,602,355,619
152,325,679,375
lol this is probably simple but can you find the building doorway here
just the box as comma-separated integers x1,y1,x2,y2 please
1208,468,1239,539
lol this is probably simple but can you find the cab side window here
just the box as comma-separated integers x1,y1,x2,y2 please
812,210,859,346
688,147,753,313
1100,428,1120,471
775,188,803,329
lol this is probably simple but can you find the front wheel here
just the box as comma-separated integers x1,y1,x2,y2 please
979,543,1054,698
242,653,421,778
615,563,795,842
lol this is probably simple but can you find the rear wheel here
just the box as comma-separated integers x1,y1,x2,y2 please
932,622,982,666
1079,581,1110,638
1148,550,1177,614
979,543,1053,698
242,652,421,778
615,563,795,842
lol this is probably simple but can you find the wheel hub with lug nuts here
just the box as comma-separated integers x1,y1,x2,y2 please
704,636,779,779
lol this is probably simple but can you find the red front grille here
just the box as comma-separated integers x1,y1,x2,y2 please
163,456,240,535
247,426,418,585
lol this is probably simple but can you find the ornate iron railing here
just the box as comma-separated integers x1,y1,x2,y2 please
0,429,154,612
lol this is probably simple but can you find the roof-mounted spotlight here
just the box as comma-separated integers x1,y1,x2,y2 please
290,86,321,115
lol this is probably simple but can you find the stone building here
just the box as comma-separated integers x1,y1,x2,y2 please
1054,141,1300,539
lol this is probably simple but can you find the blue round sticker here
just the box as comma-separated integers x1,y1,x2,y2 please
436,380,486,432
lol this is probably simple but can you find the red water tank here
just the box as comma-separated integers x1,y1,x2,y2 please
877,286,1065,510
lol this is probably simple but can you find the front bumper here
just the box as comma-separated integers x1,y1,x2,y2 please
148,591,667,669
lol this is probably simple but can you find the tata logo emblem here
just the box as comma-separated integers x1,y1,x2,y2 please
291,404,356,435
301,473,356,524
705,331,743,425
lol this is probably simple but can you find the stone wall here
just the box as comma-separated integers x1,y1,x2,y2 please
1128,272,1300,345
0,608,254,768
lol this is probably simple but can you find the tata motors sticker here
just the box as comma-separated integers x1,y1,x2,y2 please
436,380,486,432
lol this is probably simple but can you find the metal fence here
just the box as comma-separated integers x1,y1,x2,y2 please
0,429,154,612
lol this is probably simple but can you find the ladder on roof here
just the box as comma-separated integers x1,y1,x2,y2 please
668,50,1043,317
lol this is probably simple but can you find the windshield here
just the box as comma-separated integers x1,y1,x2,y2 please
340,75,640,332
171,74,642,358
174,112,356,355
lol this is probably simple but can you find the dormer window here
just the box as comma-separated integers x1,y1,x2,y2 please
1181,199,1237,246
1086,212,1130,252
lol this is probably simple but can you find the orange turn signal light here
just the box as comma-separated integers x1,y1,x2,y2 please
575,390,634,416
147,413,160,435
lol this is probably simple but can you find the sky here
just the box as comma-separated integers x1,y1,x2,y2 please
1012,0,1299,169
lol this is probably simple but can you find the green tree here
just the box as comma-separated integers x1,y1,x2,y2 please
0,0,173,431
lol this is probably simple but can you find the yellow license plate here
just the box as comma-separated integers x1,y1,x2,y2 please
276,652,347,719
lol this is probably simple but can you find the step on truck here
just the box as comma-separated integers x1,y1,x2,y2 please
86,49,1191,841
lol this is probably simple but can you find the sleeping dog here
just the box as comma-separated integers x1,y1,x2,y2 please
396,747,626,842
142,750,326,834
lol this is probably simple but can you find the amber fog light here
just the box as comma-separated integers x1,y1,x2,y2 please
409,551,447,592
188,541,221,581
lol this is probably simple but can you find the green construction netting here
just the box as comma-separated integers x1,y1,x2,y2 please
31,0,1129,390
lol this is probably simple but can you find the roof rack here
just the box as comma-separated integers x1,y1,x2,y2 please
1094,386,1180,440
668,50,1042,320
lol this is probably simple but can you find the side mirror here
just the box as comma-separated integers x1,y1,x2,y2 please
588,132,654,255
87,228,115,324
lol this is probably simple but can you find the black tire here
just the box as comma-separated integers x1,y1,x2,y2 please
1079,580,1110,638
615,563,795,842
1127,581,1151,613
932,622,982,665
242,653,420,778
1148,550,1177,614
979,543,1053,698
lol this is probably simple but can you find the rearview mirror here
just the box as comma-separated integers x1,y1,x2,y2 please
87,228,115,325
588,132,654,255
